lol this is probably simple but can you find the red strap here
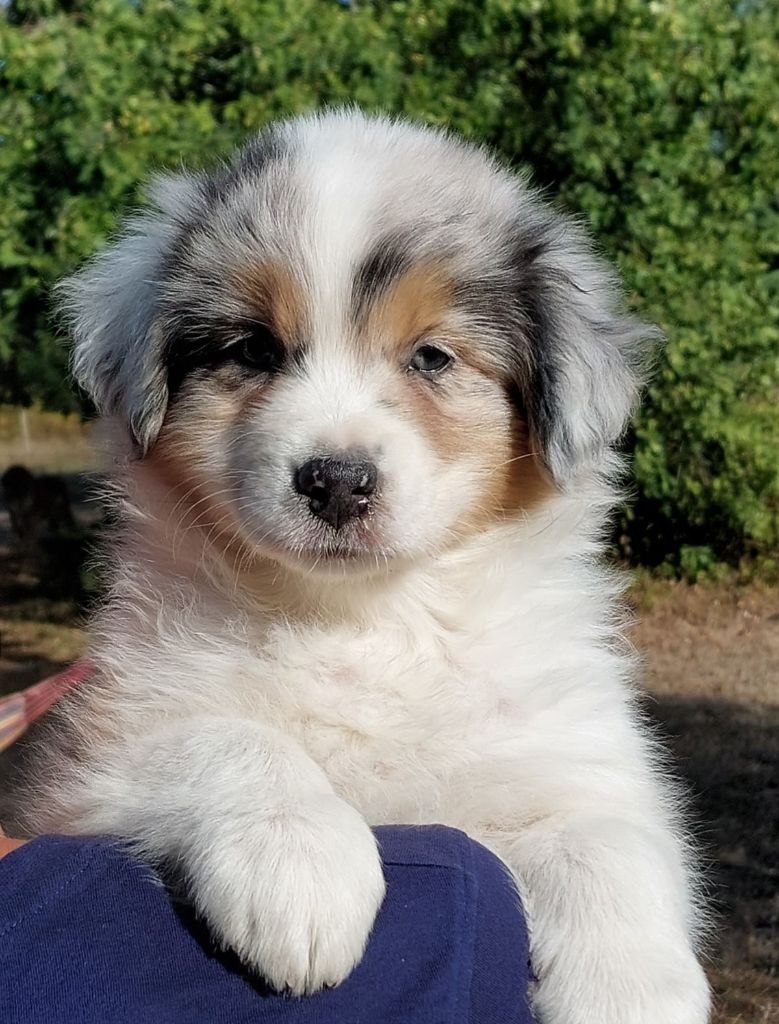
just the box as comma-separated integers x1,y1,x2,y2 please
22,660,94,722
0,659,93,752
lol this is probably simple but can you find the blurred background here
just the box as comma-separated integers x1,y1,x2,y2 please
0,1,776,1020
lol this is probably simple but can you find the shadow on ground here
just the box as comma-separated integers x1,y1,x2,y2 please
648,693,779,1023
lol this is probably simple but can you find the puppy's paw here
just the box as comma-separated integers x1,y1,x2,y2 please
188,795,385,994
534,945,711,1024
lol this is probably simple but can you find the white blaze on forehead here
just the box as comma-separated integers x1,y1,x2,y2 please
293,145,385,355
280,111,524,335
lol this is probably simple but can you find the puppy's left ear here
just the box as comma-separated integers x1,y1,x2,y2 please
57,173,203,453
513,216,660,486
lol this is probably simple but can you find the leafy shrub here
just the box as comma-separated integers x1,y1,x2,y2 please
1,0,777,568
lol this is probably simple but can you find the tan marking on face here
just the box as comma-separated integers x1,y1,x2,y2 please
483,405,553,520
384,369,475,463
384,339,554,537
357,260,546,508
450,382,553,530
233,262,308,343
141,383,252,563
451,403,554,539
360,264,453,358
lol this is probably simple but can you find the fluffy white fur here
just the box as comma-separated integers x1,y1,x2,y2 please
26,111,709,1022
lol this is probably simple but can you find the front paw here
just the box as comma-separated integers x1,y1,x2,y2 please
533,946,711,1024
188,795,385,994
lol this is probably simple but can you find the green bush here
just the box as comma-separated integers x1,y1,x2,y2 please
1,0,777,569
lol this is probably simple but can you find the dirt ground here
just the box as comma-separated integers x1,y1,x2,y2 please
630,582,778,1023
0,516,776,1020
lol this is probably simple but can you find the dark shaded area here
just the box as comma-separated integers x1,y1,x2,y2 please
169,894,278,998
646,693,779,1018
0,647,72,699
0,466,103,703
1,466,88,603
615,490,762,576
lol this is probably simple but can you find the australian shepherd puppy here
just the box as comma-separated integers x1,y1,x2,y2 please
22,110,708,1022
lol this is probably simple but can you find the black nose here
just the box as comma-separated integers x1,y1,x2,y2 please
294,455,378,530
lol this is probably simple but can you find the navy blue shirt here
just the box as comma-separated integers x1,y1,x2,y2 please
1,825,533,1023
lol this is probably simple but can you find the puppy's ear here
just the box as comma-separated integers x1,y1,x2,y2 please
58,173,202,453
513,216,660,485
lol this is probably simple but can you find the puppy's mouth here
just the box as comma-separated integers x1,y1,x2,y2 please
298,544,387,565
283,518,394,566
237,508,396,573
265,535,398,578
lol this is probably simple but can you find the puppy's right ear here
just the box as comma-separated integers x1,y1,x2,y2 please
58,173,202,453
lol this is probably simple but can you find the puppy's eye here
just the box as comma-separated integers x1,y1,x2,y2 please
408,345,453,374
234,325,285,373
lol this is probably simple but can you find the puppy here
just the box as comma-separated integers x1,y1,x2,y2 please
24,110,709,1023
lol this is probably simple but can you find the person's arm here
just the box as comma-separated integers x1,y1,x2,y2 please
0,826,26,858
0,825,533,1024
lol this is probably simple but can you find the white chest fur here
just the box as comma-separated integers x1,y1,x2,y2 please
241,618,498,823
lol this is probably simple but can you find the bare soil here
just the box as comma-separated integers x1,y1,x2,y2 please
630,581,779,1023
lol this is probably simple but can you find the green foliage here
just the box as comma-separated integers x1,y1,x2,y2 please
2,0,777,568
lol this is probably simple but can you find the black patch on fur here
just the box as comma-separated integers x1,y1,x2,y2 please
162,316,248,396
162,311,306,398
451,273,522,338
504,224,573,467
350,232,415,326
447,221,572,471
202,126,287,205
235,126,287,177
162,127,289,282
